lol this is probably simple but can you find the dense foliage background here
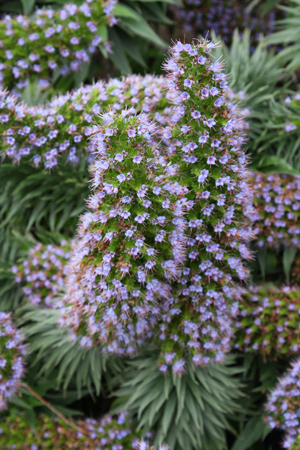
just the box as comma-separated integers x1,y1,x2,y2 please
1,0,300,449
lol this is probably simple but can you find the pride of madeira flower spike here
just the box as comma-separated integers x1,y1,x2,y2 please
60,40,253,374
152,40,253,373
0,312,26,410
250,172,300,249
266,358,300,449
60,110,188,355
12,241,71,308
0,411,168,449
234,285,300,358
0,75,172,168
0,0,116,93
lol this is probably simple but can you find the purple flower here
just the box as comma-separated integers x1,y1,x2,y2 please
285,123,296,132
127,129,136,138
135,215,145,224
202,190,210,199
117,174,126,183
207,156,216,165
206,118,216,128
191,110,200,119
133,155,142,164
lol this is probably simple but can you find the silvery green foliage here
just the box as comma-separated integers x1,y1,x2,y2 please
0,312,26,410
113,352,243,450
60,40,253,374
267,0,300,71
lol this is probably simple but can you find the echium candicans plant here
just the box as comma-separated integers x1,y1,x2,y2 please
266,358,300,449
60,40,253,374
249,172,300,249
0,75,172,168
59,110,189,358
12,241,71,308
0,312,26,410
234,285,300,358
0,0,116,93
0,411,167,450
152,39,254,372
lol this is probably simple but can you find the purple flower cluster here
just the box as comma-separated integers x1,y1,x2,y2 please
284,93,300,134
249,173,300,249
12,241,71,308
0,411,168,449
0,312,26,410
175,0,281,45
0,75,172,168
266,359,300,449
59,40,253,374
0,0,116,93
234,285,300,358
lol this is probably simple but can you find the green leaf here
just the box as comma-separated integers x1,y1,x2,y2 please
231,416,270,450
161,392,176,435
98,24,108,42
256,249,267,280
113,4,142,19
116,30,146,67
254,156,300,176
73,61,91,87
283,247,298,283
20,0,35,14
108,28,132,74
119,17,167,48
